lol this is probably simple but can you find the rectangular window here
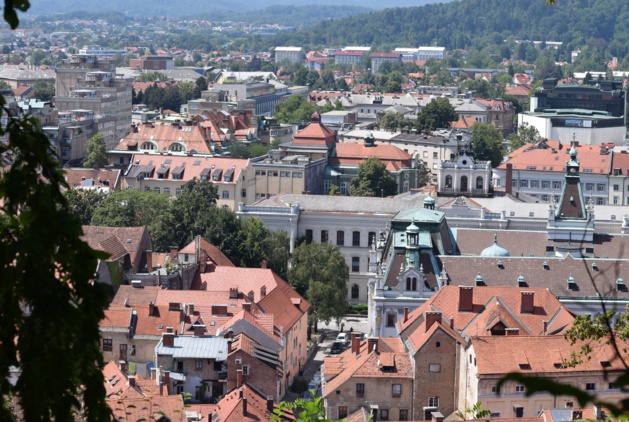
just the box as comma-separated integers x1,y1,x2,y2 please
542,195,549,201
428,396,439,407
222,191,229,199
324,180,331,194
154,187,160,193
352,257,360,273
305,229,313,242
597,184,605,192
429,363,441,373
195,361,203,371
321,230,328,243
241,189,247,198
520,179,528,188
392,384,402,397
512,179,517,188
542,181,550,189
597,198,605,205
530,180,539,188
164,187,170,195
387,312,396,327
337,231,345,246
352,231,361,246
368,231,376,246
423,151,428,158
585,183,594,191
293,172,303,178
515,385,526,392
433,152,438,159
102,339,112,352
175,188,181,196
380,409,389,421
339,406,348,419
614,184,620,191
356,383,365,396
553,181,562,189
585,382,596,391
399,410,409,421
614,196,619,205
242,365,250,375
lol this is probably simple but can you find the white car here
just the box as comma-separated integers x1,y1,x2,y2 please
336,333,349,344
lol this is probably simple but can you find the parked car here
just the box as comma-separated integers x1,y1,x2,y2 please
308,381,319,392
336,333,349,345
330,341,344,354
312,371,321,382
303,391,311,400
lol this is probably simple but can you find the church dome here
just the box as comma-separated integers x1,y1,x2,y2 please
424,193,436,206
480,234,510,257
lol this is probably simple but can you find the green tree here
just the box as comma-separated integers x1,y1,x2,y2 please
272,393,340,422
29,49,46,66
379,111,413,132
350,156,398,197
416,97,458,132
0,45,112,422
328,184,340,196
471,122,505,167
288,242,349,330
262,230,291,280
31,80,55,102
137,71,168,82
83,133,109,168
195,76,208,93
274,94,319,124
507,123,543,151
64,188,107,225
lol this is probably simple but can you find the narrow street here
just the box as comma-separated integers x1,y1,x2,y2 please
283,315,369,402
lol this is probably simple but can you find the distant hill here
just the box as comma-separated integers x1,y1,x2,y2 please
24,0,444,18
260,0,629,52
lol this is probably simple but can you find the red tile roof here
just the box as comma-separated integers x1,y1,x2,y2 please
63,168,121,189
206,383,294,422
323,337,412,395
81,226,150,269
107,395,187,422
179,237,235,267
115,121,212,153
497,142,611,174
100,307,133,330
292,112,336,146
111,285,161,307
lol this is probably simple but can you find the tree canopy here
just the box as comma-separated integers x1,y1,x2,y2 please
416,97,458,132
350,156,398,197
83,133,109,168
274,94,319,124
471,122,505,167
287,242,349,326
507,123,543,151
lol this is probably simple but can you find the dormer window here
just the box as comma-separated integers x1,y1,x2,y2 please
406,277,417,291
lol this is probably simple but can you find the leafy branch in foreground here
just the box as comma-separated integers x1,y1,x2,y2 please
0,95,113,419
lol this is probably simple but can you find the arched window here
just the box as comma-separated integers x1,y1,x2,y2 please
169,143,185,152
351,284,359,299
140,141,157,150
476,176,483,190
406,277,417,291
445,175,452,188
460,176,468,192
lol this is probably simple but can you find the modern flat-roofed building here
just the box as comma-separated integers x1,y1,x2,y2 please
334,50,364,67
370,52,402,74
417,46,446,61
274,46,304,65
129,55,174,71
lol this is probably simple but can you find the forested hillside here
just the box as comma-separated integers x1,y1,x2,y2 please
24,0,438,17
262,0,629,59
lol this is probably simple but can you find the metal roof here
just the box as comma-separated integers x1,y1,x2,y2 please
155,336,228,361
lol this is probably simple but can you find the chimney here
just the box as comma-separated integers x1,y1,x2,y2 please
450,316,454,329
261,259,267,269
543,320,548,335
188,303,194,316
227,339,233,353
506,163,513,195
166,326,173,333
351,333,360,354
236,369,243,388
243,303,251,312
367,338,378,354
169,246,178,257
431,412,444,422
208,413,212,422
164,371,170,388
159,382,164,396
243,396,248,416
146,250,153,271
520,291,534,314
403,307,409,323
458,286,474,312
162,332,175,347
425,311,442,332
128,375,136,388
119,360,127,373
148,301,155,317
267,397,274,413
505,328,520,336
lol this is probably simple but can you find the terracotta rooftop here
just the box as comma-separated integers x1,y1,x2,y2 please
497,142,611,174
107,395,186,422
81,226,149,268
472,335,628,376
114,121,212,154
292,112,336,146
323,337,412,396
398,286,574,342
206,383,294,422
179,237,235,267
63,167,120,189
110,285,161,307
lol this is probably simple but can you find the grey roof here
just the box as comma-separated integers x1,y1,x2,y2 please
0,65,55,80
250,193,429,215
155,336,228,360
